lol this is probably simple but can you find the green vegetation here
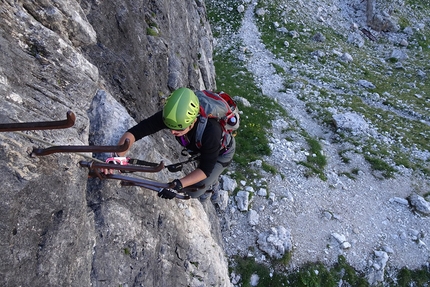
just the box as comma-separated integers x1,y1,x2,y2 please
232,255,369,287
205,0,245,37
207,0,332,182
406,0,430,9
387,266,430,286
253,0,430,179
364,155,396,178
297,135,327,180
232,255,430,287
146,27,159,36
212,45,285,182
206,0,430,284
206,0,287,181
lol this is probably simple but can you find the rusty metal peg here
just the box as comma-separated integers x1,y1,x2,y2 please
87,173,202,200
120,181,191,200
105,173,172,189
119,177,204,198
120,180,201,193
117,181,191,200
0,111,76,132
360,28,377,41
31,138,130,156
79,160,165,173
126,181,191,200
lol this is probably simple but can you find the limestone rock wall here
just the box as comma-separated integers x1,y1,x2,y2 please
0,1,227,286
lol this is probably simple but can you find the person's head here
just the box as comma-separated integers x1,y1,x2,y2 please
162,88,199,134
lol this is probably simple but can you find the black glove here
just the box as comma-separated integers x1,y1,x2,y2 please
158,188,176,200
169,179,183,191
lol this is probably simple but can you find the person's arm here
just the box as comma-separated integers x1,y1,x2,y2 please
117,111,166,156
178,168,207,187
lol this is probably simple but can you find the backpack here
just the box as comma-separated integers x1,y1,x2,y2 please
194,90,240,150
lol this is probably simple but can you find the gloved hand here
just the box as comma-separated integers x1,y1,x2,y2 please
169,179,183,191
158,188,176,200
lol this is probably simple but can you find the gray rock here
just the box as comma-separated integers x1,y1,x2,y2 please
250,273,260,286
404,26,414,35
221,175,238,192
289,30,300,38
347,32,365,48
390,197,409,206
312,32,326,42
248,210,260,226
277,27,289,33
218,190,230,211
257,226,293,259
369,14,399,32
333,112,370,134
257,188,268,197
367,250,389,284
331,232,346,243
255,8,266,16
390,49,409,62
417,69,427,79
357,79,376,89
340,52,354,63
236,191,250,211
408,194,430,215
399,39,409,46
312,50,326,58
235,96,251,107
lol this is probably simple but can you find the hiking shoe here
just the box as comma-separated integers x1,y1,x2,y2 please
200,180,221,203
199,190,213,202
210,190,220,204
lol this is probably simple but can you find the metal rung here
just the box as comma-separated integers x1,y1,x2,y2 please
0,111,76,132
79,160,165,173
31,139,130,156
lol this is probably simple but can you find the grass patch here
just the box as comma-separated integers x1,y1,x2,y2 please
146,27,159,36
406,0,430,9
212,45,286,181
364,155,396,179
206,0,286,176
298,135,327,180
232,255,369,287
262,161,277,174
232,255,430,287
387,265,430,286
206,0,245,37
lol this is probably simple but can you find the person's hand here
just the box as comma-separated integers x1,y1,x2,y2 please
158,188,176,199
101,155,129,174
169,179,183,191
105,156,129,165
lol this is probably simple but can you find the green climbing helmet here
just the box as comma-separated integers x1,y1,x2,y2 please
162,88,200,130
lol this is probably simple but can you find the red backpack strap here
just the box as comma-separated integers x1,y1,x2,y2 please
198,105,207,118
218,92,237,108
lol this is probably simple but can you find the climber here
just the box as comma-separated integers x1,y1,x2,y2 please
105,87,236,202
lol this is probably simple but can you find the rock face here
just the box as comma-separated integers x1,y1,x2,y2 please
0,1,228,286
